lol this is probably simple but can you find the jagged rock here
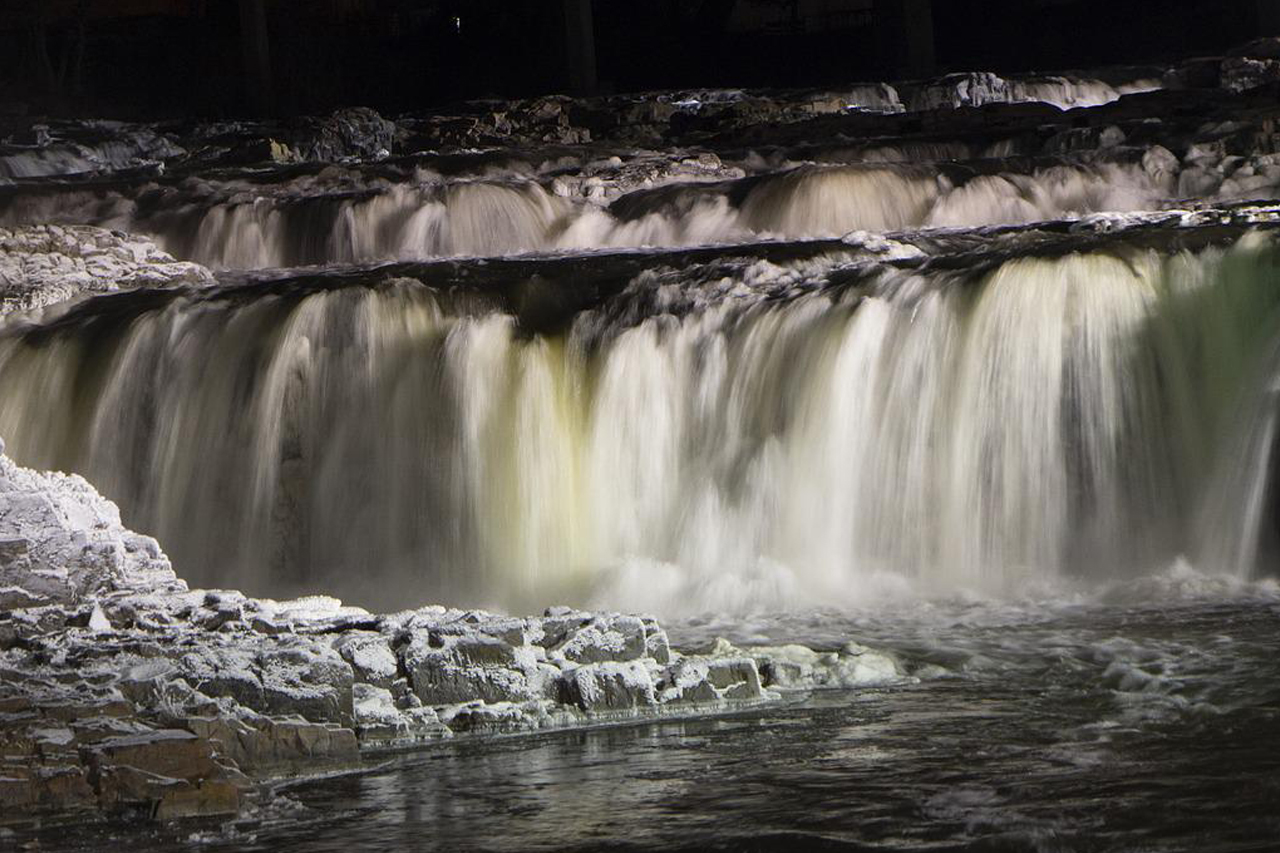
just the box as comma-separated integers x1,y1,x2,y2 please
172,637,354,726
0,763,95,812
82,729,213,778
441,700,552,734
0,225,213,316
547,614,648,664
75,728,244,818
0,442,186,601
258,642,355,725
663,656,764,704
0,441,864,829
182,712,357,773
292,107,397,162
1229,38,1280,61
1043,124,1125,154
0,125,184,181
351,683,451,742
908,72,1013,111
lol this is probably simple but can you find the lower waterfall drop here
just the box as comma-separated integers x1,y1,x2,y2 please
1,232,1279,613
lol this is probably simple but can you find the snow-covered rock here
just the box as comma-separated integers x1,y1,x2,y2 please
1,435,922,826
0,435,185,604
687,637,912,691
0,442,793,825
0,225,213,317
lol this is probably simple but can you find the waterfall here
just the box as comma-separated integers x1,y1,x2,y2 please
0,160,1173,271
3,231,1278,614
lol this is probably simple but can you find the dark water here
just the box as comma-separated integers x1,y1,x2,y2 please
22,596,1280,853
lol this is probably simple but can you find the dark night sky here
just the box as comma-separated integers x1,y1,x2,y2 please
0,0,1273,119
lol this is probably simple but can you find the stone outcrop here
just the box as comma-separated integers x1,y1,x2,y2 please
0,225,213,316
291,107,398,163
0,438,827,826
1222,38,1280,93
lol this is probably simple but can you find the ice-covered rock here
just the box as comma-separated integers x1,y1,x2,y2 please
908,72,1013,111
403,628,544,706
0,438,185,604
291,107,398,162
0,441,902,826
688,638,911,690
560,660,659,712
0,125,186,181
0,225,213,316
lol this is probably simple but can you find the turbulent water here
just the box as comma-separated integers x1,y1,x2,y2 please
0,159,1177,270
2,223,1280,612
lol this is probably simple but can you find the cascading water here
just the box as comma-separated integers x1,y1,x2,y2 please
11,39,1280,853
0,157,1188,270
3,228,1278,614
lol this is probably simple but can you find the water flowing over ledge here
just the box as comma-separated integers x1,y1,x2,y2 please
5,35,1280,845
3,211,1280,615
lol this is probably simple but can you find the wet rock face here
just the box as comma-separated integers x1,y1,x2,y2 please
0,443,778,826
0,225,212,316
291,107,399,162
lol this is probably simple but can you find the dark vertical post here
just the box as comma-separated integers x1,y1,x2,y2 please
874,0,936,78
27,14,56,95
239,0,273,116
70,1,88,97
562,0,597,95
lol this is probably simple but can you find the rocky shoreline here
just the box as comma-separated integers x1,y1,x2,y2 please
0,436,903,826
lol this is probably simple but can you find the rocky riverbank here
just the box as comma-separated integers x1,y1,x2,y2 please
0,436,904,826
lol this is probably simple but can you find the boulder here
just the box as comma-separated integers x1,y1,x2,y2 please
558,661,657,712
292,107,397,162
334,631,400,688
403,630,539,706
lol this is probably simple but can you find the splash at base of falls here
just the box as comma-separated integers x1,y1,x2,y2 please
2,217,1279,615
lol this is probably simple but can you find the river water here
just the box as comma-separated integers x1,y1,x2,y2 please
20,588,1280,853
